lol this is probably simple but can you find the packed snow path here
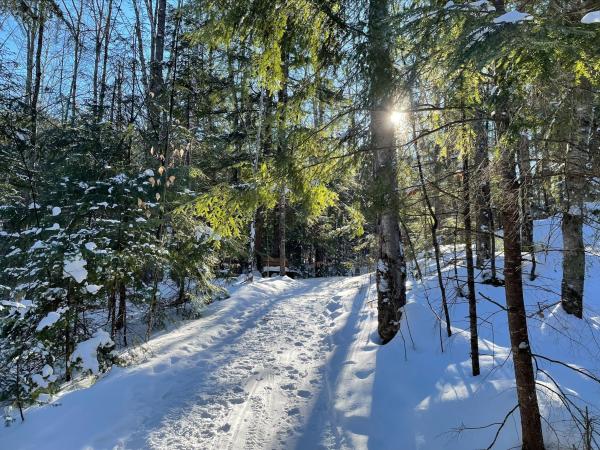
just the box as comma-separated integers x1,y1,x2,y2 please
3,276,377,450
5,253,600,450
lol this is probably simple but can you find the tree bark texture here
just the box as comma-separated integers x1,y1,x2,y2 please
369,0,406,344
495,93,545,449
560,103,589,318
463,155,480,376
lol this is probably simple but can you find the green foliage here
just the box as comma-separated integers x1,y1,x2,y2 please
0,119,222,412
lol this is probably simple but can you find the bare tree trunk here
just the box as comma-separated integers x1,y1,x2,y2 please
463,155,480,376
279,191,286,277
98,0,114,121
416,151,451,337
30,11,45,147
91,0,105,119
474,115,492,270
369,0,406,344
490,5,544,442
519,134,536,280
115,281,126,332
591,108,600,181
561,94,590,318
491,33,544,442
64,0,83,123
277,29,290,278
148,0,167,141
498,143,544,450
109,280,117,338
58,38,66,121
64,285,74,381
453,209,464,296
15,357,25,421
146,276,159,341
431,146,443,225
248,90,264,281
25,22,36,107
127,35,137,164
488,200,499,282
146,2,182,340
109,67,118,123
133,0,149,95
116,64,123,126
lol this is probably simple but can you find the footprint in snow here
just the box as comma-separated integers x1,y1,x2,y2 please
354,369,375,379
296,390,311,398
326,302,341,312
329,310,343,320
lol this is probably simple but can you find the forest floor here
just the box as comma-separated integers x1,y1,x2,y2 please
2,218,600,450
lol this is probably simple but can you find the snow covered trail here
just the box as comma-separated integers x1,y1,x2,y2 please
1,276,371,450
4,235,600,450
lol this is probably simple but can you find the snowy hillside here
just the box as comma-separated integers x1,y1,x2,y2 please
2,218,600,450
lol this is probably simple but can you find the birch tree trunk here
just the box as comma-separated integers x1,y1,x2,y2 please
369,0,406,344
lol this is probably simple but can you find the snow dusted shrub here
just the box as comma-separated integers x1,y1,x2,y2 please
0,125,221,418
0,296,64,423
69,330,115,376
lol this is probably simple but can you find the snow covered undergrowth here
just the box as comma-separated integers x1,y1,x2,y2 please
2,218,600,450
